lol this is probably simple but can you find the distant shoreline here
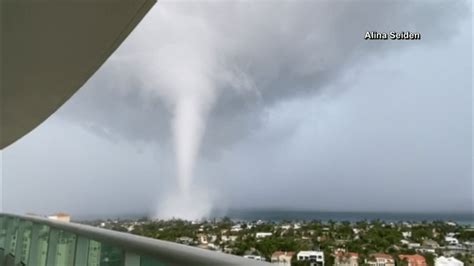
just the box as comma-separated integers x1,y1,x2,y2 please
75,209,473,224
211,209,473,224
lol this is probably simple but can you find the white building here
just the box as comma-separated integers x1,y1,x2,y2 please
297,251,324,266
401,239,410,245
197,234,208,244
366,253,394,266
47,212,70,223
402,231,412,238
445,236,460,245
231,224,243,232
244,255,265,261
435,256,463,266
207,243,218,250
271,251,294,266
407,242,421,249
403,222,413,228
280,224,292,230
415,246,436,253
256,232,272,238
221,235,238,243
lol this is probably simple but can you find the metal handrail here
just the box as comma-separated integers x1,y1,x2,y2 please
1,213,268,265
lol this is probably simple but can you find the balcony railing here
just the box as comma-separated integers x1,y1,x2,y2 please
0,213,268,266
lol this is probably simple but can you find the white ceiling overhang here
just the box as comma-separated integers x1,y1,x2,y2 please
1,0,156,149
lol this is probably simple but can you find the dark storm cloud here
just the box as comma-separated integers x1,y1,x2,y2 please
60,0,469,155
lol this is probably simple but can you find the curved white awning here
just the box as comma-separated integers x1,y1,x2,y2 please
1,0,156,149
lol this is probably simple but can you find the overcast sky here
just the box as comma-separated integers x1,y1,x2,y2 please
2,0,472,219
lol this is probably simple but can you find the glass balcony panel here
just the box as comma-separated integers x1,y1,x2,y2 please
46,228,59,266
15,221,33,265
74,236,90,266
54,230,77,266
140,256,167,266
0,217,6,249
29,224,49,266
87,240,101,266
86,240,125,266
124,252,139,266
2,218,19,265
99,243,124,266
0,217,5,262
5,218,19,256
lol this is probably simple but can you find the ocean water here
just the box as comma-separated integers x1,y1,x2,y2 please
78,209,473,224
212,209,474,225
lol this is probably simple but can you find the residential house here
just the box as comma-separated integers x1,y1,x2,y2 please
401,239,410,245
334,251,358,266
415,246,436,254
47,212,70,222
197,234,208,244
280,224,292,230
297,251,324,266
231,224,243,232
366,253,395,266
403,222,413,228
408,243,421,249
271,251,295,266
435,256,463,266
221,235,238,243
399,254,427,266
445,236,460,245
423,239,440,249
256,232,272,238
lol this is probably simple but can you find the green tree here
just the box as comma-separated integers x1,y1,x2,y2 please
424,253,435,266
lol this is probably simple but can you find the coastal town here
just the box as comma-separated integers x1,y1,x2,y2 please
83,217,474,265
